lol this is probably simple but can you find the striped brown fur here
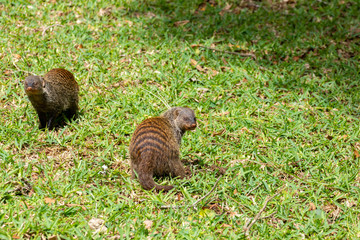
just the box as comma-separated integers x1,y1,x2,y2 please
24,68,79,130
129,107,197,191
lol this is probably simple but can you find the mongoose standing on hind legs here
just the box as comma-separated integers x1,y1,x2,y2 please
24,68,79,130
129,107,197,191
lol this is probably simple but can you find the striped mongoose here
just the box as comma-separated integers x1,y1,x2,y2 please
24,68,79,130
129,107,197,191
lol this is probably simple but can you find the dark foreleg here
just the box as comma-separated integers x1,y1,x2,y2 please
36,111,47,130
46,112,60,130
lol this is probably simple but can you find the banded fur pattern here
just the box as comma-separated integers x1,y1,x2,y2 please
129,107,197,191
129,117,182,191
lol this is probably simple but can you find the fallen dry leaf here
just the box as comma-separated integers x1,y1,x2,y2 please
143,220,153,230
309,202,316,211
98,7,112,17
240,127,250,133
354,149,359,158
345,199,356,208
66,203,86,211
221,223,232,228
229,211,241,218
146,12,156,18
75,44,83,49
190,44,202,48
123,20,133,27
89,218,107,234
190,59,199,66
219,3,232,16
13,54,21,60
174,20,189,27
322,204,342,222
293,56,300,61
48,236,58,240
212,128,226,137
323,204,337,212
44,197,56,204
220,66,230,72
339,135,348,140
210,68,219,76
326,135,333,140
195,2,207,13
196,87,209,94
222,57,228,65
219,111,230,116
190,59,206,72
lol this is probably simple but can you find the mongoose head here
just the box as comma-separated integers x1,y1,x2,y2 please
24,75,45,95
163,107,197,132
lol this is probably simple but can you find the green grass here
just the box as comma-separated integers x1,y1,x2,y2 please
0,0,360,238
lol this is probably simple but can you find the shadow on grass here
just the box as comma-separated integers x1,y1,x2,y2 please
122,0,360,108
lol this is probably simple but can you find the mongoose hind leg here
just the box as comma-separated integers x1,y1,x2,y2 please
137,157,174,192
171,161,186,179
137,170,157,190
64,106,78,120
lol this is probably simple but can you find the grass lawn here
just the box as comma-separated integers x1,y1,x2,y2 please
0,0,359,238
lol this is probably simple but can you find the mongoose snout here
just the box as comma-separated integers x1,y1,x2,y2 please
185,122,197,130
24,76,44,94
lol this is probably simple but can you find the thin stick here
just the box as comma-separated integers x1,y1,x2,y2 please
243,187,284,236
246,182,263,196
42,24,63,36
8,48,36,76
259,211,277,220
160,175,223,210
84,63,94,83
160,205,180,209
196,45,256,59
139,86,170,109
331,207,341,224
189,175,223,210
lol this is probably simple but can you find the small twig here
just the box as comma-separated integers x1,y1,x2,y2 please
189,175,223,210
160,205,181,209
331,207,341,224
85,63,94,83
259,211,277,220
160,175,223,210
246,182,263,196
42,24,63,36
223,193,246,213
240,158,274,167
8,48,36,76
243,187,285,236
139,86,170,109
196,45,256,59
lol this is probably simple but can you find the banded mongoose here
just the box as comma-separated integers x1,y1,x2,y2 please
24,68,79,130
129,107,197,191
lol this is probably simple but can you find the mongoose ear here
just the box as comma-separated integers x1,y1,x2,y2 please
41,77,46,88
173,109,179,118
